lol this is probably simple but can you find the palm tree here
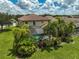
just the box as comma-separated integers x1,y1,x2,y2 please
44,17,75,43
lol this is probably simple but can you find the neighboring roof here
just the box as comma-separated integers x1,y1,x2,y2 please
61,17,79,27
0,21,12,25
62,17,79,23
45,16,54,19
18,14,50,21
72,16,79,18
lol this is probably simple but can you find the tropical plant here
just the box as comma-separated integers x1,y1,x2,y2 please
44,17,75,44
11,24,36,58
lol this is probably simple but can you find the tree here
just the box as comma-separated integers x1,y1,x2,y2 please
0,13,12,30
44,17,76,46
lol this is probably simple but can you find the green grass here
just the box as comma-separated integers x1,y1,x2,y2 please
0,31,79,59
0,31,15,59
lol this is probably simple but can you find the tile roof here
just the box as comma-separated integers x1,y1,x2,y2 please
18,14,50,21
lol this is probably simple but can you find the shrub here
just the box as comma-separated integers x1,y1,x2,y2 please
12,24,36,58
17,42,36,57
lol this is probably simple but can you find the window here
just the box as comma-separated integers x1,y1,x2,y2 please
33,21,36,25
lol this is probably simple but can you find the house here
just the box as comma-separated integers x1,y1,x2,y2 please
10,19,17,26
0,20,12,30
18,14,50,35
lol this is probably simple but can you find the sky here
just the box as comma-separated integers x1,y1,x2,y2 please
10,0,46,4
1,0,79,15
38,0,46,3
10,0,17,4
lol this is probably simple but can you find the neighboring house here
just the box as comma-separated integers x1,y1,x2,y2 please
11,19,17,26
18,14,50,35
0,21,12,29
61,16,79,34
62,16,79,27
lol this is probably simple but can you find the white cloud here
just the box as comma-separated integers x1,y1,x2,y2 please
17,0,40,10
0,0,26,15
0,0,79,15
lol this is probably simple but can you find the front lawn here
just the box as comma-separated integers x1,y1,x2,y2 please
0,31,15,59
0,31,79,59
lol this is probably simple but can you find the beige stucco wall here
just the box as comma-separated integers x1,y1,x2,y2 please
28,21,48,27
